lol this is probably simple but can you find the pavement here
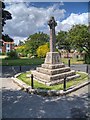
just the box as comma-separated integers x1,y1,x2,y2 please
1,65,90,119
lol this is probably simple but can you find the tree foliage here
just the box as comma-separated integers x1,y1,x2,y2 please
56,31,71,52
2,34,13,42
28,32,49,42
16,45,27,57
1,1,12,32
25,32,49,56
37,43,49,58
68,24,90,63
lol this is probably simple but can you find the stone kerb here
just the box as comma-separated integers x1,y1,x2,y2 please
12,72,90,97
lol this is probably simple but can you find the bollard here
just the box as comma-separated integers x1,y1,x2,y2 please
31,74,34,89
20,66,21,71
63,76,66,91
68,58,70,67
86,64,88,73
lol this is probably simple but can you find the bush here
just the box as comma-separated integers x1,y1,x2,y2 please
84,54,90,64
6,50,19,59
0,52,6,55
37,43,49,58
16,45,28,57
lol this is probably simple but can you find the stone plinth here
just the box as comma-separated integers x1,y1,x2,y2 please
45,52,61,64
31,62,80,86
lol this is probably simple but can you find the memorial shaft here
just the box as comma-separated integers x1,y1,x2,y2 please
48,16,57,52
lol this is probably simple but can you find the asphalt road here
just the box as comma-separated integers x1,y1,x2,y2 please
1,64,90,78
2,78,90,119
1,64,90,119
1,65,37,78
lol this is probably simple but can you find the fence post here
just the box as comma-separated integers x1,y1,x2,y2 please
20,66,21,71
86,64,88,73
63,75,67,91
68,58,70,67
31,74,34,89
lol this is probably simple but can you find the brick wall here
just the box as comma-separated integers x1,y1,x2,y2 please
2,41,14,53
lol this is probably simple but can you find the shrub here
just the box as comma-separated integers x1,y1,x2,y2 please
37,43,49,58
6,50,19,59
0,52,6,55
84,54,90,64
16,45,27,57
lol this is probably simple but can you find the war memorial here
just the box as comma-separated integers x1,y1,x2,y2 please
32,16,80,86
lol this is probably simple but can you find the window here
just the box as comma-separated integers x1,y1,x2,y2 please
8,44,10,47
6,44,10,48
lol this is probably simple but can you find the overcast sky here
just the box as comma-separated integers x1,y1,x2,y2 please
3,2,89,44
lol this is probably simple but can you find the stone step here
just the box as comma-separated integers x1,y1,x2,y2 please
46,74,80,86
32,70,76,82
67,74,80,80
42,63,65,69
36,67,71,75
50,70,76,81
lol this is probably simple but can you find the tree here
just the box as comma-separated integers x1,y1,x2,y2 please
16,45,27,57
1,1,12,32
56,31,71,57
18,40,24,46
2,34,13,42
25,32,49,56
28,32,49,42
37,43,49,58
56,31,71,51
68,24,90,63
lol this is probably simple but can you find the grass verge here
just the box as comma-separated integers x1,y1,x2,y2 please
17,71,88,90
61,58,84,64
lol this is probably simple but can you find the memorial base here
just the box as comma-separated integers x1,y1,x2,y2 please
31,52,80,86
45,52,61,64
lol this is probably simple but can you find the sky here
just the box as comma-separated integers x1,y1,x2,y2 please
3,2,89,44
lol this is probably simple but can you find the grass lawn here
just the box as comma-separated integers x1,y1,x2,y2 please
1,57,84,66
17,71,88,90
61,58,84,64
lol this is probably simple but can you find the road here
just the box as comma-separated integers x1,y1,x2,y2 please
1,64,90,78
1,65,90,118
2,78,90,119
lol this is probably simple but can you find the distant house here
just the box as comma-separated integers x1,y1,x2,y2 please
0,35,14,54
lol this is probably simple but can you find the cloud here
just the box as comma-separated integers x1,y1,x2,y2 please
3,2,66,44
3,2,88,44
56,13,88,32
4,0,28,2
12,36,27,45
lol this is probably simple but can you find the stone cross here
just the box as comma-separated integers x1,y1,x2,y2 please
48,16,57,52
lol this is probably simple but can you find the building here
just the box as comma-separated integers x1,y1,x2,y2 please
0,35,14,54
